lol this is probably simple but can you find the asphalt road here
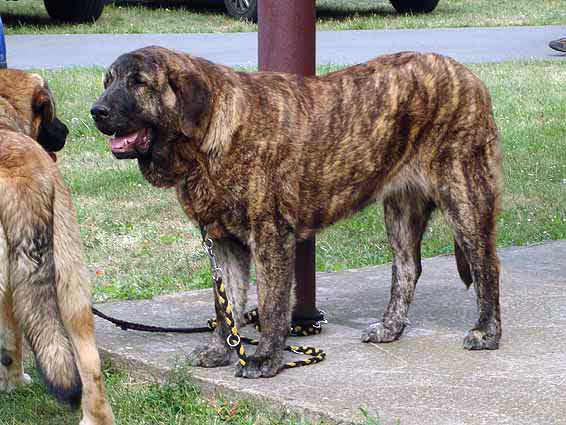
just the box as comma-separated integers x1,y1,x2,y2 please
6,25,565,69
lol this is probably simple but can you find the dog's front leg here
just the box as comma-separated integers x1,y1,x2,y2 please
188,237,251,368
235,224,294,379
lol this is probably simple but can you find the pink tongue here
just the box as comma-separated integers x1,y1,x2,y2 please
110,130,141,150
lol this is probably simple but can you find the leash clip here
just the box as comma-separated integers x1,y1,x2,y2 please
203,237,214,253
211,267,223,282
227,334,241,347
203,236,221,273
315,310,328,328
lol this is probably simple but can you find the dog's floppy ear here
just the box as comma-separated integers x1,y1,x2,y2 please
32,83,68,152
169,70,211,140
32,84,56,125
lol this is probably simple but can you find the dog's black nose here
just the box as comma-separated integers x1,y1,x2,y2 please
90,104,110,121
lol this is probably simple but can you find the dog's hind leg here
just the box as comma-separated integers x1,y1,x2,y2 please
53,183,114,425
362,187,435,344
435,136,502,350
0,221,32,392
59,303,114,425
188,237,251,368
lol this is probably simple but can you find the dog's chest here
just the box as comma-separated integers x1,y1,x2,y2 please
175,178,250,241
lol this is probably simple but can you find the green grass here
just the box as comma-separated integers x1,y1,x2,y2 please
2,0,565,35
35,59,566,301
0,365,312,425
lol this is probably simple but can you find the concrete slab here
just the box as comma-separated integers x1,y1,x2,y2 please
94,241,566,424
6,25,566,70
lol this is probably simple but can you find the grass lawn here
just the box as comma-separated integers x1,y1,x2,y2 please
33,59,566,302
0,366,314,424
1,0,564,35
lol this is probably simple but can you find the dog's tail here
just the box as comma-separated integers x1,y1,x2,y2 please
0,176,82,409
454,239,473,289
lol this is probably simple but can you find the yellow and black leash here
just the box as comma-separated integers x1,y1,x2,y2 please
203,235,326,370
92,234,327,371
242,308,326,368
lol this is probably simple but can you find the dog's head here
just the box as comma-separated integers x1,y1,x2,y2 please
91,46,212,165
0,69,68,157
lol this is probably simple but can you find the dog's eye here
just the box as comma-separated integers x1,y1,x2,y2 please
132,73,147,87
103,74,114,89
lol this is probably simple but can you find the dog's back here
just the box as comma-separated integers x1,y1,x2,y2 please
0,130,82,407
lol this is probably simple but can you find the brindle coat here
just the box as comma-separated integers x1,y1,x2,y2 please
92,46,503,378
0,69,113,425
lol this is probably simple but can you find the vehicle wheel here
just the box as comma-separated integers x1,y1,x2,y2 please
44,0,106,23
224,0,258,23
389,0,440,13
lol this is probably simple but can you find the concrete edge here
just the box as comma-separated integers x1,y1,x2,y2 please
99,348,356,424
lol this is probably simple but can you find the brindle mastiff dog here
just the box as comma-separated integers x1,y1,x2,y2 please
91,46,503,378
0,69,114,425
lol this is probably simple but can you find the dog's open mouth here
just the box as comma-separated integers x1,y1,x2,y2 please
109,128,151,159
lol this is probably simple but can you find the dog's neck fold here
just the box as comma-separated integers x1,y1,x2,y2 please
197,63,246,159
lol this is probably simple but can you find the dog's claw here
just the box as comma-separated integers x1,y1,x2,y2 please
463,329,500,350
361,321,404,343
234,354,283,379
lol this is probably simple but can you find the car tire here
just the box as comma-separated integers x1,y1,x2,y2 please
389,0,440,13
44,0,106,23
224,0,258,23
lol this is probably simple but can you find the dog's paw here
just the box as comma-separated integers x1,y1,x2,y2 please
187,343,233,368
234,354,283,379
79,413,114,425
463,328,500,350
79,402,114,425
361,321,404,343
0,371,32,393
79,417,107,425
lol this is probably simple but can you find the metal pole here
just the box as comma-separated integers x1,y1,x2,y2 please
258,1,315,76
258,1,322,323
